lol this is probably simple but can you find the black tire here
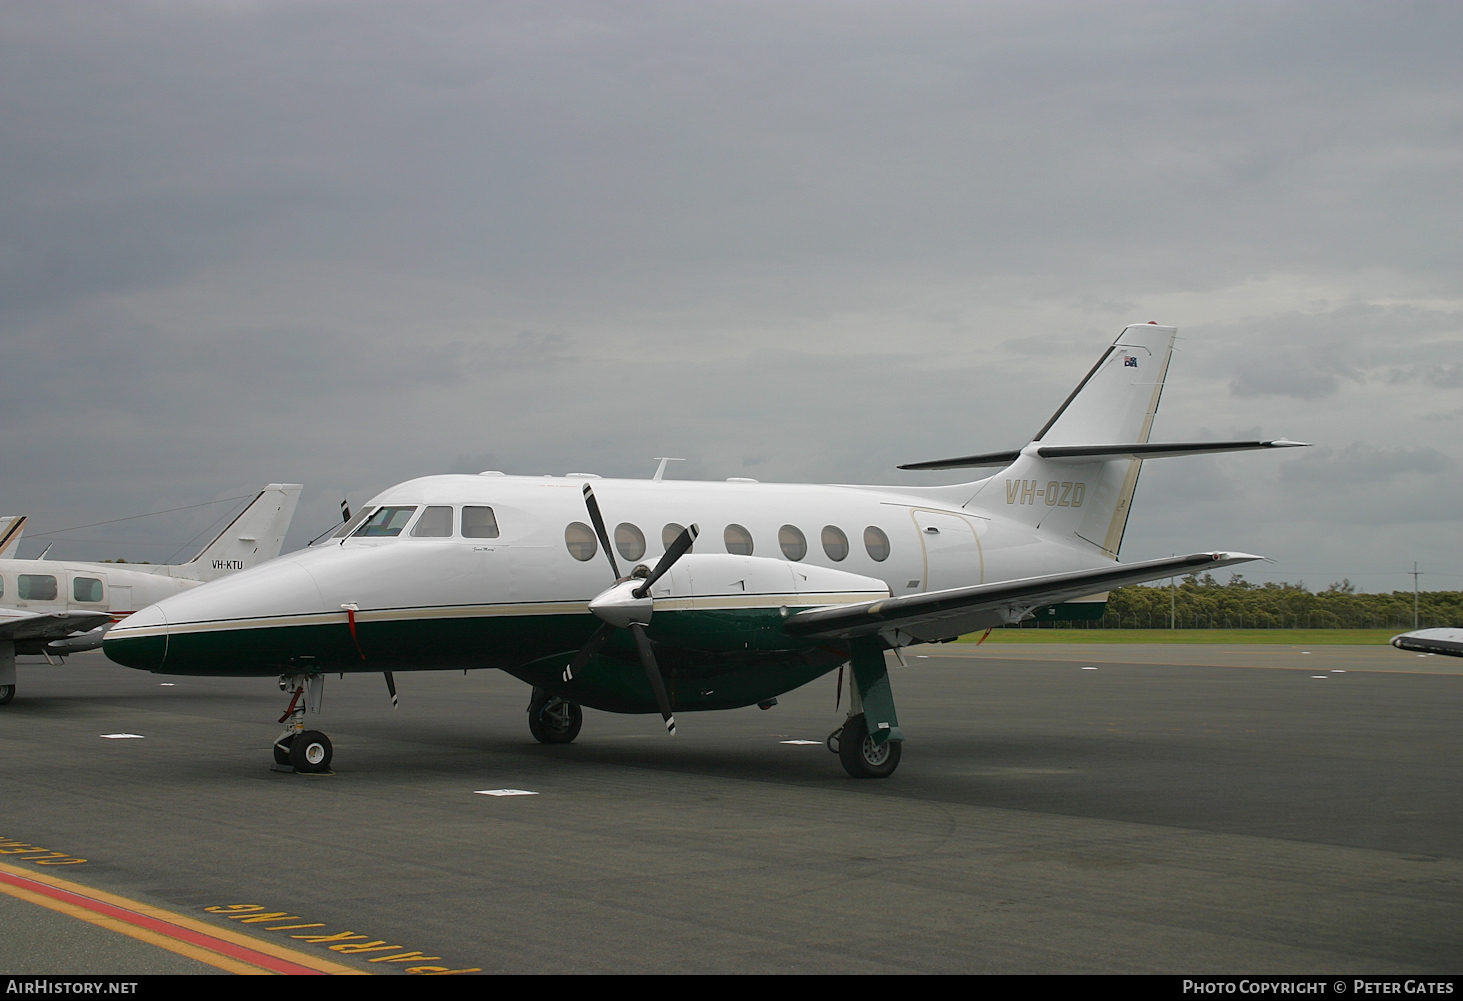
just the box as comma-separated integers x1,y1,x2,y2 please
528,688,582,744
289,730,333,773
837,713,901,779
0,685,13,706
273,734,294,766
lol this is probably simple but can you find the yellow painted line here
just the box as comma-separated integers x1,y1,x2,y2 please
0,861,366,975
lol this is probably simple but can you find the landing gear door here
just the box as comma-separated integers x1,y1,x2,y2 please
912,510,983,593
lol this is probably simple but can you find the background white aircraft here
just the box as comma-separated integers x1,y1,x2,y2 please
0,484,302,705
1391,628,1463,657
106,325,1303,778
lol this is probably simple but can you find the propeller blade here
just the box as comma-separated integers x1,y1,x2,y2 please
634,523,699,599
581,483,622,582
562,620,616,683
384,671,398,708
629,623,676,735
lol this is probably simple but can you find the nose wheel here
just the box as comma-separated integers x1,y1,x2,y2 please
271,674,333,774
0,685,14,706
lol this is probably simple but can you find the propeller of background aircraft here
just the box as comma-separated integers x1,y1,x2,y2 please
561,483,698,735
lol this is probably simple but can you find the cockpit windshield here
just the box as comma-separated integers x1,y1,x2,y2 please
333,506,376,539
352,506,418,538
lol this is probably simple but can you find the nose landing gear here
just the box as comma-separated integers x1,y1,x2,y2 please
272,674,333,774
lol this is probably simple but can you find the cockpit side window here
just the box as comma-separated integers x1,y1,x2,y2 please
410,506,454,538
462,507,499,539
352,506,418,538
334,506,376,538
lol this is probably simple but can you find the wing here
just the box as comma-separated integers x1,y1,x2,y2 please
0,608,115,642
784,552,1261,642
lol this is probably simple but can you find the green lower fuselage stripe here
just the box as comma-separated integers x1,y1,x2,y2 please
104,607,849,715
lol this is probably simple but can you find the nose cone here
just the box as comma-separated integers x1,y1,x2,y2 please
103,602,169,671
106,558,328,676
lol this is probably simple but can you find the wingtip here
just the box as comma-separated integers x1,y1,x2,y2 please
1210,551,1265,563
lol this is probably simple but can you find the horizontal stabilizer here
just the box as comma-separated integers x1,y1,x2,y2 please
900,439,1307,471
784,551,1261,641
898,450,1022,471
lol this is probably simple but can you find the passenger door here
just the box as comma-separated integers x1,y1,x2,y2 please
912,510,983,593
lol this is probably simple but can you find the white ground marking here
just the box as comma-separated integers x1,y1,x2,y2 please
1331,670,1346,673
475,789,538,797
780,740,821,745
100,734,145,739
1081,666,1097,670
1310,676,1329,679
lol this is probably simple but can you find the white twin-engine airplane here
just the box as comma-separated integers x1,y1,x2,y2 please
104,325,1305,778
0,485,302,706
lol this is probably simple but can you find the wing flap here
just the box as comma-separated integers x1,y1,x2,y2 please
783,552,1261,641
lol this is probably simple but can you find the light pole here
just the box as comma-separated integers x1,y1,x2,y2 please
1409,562,1423,629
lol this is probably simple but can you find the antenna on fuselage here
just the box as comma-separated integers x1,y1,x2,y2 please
652,457,684,482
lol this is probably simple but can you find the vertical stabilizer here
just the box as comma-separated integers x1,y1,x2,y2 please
178,484,303,581
969,325,1176,557
0,517,25,559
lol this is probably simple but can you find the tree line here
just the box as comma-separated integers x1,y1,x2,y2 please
1024,574,1463,630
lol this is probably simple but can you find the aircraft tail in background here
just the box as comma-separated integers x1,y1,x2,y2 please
178,484,303,581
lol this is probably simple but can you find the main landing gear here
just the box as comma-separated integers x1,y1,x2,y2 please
527,687,582,744
272,674,333,774
827,713,902,779
826,636,906,779
0,684,13,706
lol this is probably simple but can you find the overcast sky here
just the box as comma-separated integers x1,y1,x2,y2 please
2,1,1459,592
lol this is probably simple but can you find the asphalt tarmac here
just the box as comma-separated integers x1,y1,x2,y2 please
1,643,1460,975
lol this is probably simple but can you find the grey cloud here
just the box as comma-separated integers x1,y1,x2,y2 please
0,2,1460,589
1280,443,1458,484
1230,364,1341,400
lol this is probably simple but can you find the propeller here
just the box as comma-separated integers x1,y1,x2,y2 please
561,482,698,736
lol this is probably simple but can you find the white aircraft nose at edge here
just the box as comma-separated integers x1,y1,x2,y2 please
105,324,1305,779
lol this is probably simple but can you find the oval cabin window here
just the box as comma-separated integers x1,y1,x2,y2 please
864,526,891,562
564,522,598,561
723,524,753,556
615,523,646,562
821,525,849,562
778,525,807,561
662,523,689,551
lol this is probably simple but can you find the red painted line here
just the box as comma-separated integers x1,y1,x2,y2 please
0,869,324,975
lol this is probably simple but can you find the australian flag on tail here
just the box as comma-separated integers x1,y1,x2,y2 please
1123,355,1138,368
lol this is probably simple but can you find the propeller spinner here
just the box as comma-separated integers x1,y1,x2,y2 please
561,483,698,736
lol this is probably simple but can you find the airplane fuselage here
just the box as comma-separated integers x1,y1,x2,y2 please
103,471,1112,714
